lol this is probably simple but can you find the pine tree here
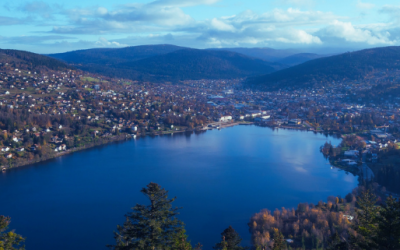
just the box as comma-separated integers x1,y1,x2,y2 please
172,229,192,250
213,226,247,250
214,236,228,250
326,231,348,250
376,196,400,249
0,216,25,250
272,228,285,250
194,243,203,250
109,182,184,250
350,190,379,249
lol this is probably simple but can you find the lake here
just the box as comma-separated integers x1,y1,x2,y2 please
0,125,358,250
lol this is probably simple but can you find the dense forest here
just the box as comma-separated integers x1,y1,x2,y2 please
48,45,184,65
247,46,400,90
49,47,277,82
277,53,325,67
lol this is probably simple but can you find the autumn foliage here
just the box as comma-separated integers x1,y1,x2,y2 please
249,202,353,249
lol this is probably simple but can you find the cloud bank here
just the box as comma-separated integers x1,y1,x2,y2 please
0,0,399,53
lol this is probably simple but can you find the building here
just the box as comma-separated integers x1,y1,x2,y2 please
219,116,232,122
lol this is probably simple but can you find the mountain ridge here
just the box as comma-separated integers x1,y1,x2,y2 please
247,46,400,90
1,49,73,71
48,45,279,82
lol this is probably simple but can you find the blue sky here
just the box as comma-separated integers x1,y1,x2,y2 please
1,0,400,53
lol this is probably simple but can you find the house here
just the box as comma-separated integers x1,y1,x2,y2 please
247,110,261,118
219,115,232,122
1,147,10,152
261,115,271,120
17,147,24,152
5,153,12,159
343,214,354,221
288,119,302,125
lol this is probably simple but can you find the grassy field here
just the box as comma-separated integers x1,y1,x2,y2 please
81,76,100,82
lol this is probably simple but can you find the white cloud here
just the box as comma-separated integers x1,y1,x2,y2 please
95,37,127,47
210,18,236,32
96,7,108,16
317,20,394,45
356,1,375,10
3,0,400,51
380,5,400,23
18,1,59,19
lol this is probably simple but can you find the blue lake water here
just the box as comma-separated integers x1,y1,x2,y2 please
0,126,358,250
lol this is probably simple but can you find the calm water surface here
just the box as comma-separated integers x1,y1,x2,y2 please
0,126,358,250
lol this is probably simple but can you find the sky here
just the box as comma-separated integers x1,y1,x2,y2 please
1,0,400,54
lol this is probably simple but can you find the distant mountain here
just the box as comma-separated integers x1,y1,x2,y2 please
209,47,301,62
0,49,73,71
79,49,277,81
277,53,326,66
49,45,278,81
247,46,400,89
48,44,184,65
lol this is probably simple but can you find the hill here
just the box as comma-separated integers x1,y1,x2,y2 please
277,53,326,66
247,46,400,89
49,46,277,81
209,47,301,62
0,49,73,71
48,44,183,65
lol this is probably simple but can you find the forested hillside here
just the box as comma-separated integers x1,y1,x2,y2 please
210,47,301,61
0,49,73,71
49,44,183,65
277,53,326,66
247,46,400,90
51,47,277,82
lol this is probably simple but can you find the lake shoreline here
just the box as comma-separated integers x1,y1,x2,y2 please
2,121,254,172
1,121,344,173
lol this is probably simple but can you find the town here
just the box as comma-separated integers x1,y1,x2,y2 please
1,60,400,177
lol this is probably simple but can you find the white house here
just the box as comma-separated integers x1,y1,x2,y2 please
1,147,10,152
343,214,354,221
219,116,232,122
